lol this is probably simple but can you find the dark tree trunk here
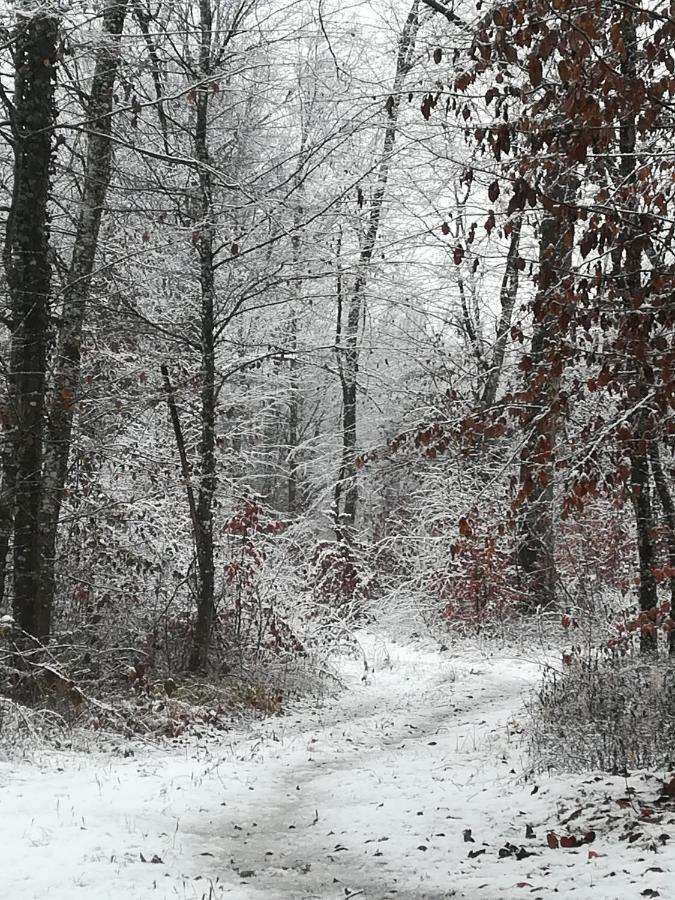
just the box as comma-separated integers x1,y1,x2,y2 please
0,454,17,607
188,0,217,673
3,10,59,640
649,444,675,651
39,0,128,638
619,12,658,646
334,0,420,543
516,177,571,608
632,449,658,649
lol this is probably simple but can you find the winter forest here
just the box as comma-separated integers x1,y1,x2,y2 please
1,0,675,898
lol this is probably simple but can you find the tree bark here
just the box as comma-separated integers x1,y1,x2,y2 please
3,8,59,639
38,0,128,640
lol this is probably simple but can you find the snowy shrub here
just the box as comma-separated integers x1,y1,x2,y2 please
528,652,675,773
0,697,72,753
310,539,378,617
556,502,639,614
438,511,525,628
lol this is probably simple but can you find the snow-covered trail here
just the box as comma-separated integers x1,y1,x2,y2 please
216,636,540,900
2,633,674,899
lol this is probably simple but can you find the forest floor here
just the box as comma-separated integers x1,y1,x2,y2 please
2,629,674,900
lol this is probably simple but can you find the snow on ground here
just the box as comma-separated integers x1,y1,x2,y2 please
2,631,674,899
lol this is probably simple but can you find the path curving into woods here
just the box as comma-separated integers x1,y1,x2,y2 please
3,633,673,899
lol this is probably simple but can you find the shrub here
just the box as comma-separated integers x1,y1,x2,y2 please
528,650,675,773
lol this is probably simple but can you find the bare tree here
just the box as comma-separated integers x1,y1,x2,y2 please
334,0,421,543
38,0,130,639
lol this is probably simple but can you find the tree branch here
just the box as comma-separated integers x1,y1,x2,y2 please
420,0,467,27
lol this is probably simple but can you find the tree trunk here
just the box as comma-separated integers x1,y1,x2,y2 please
3,9,59,639
632,449,658,648
334,0,420,542
0,453,17,608
649,444,675,651
287,311,300,515
480,218,522,411
516,178,571,607
188,0,217,673
619,11,658,645
39,0,128,638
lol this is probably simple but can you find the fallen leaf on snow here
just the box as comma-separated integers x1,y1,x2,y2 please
560,836,580,849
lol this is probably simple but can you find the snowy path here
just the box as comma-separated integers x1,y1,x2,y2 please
2,633,674,899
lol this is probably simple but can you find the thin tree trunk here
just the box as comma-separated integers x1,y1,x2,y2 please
287,128,307,515
0,453,16,607
160,364,202,560
619,11,658,646
287,311,299,515
480,218,522,411
632,449,657,633
335,0,420,542
649,444,675,651
3,8,59,639
188,0,217,673
38,0,128,640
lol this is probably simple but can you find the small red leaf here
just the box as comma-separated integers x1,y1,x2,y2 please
560,835,580,848
528,55,543,88
458,516,473,538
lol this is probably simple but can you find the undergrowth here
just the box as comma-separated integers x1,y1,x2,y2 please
528,654,675,773
527,597,675,774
